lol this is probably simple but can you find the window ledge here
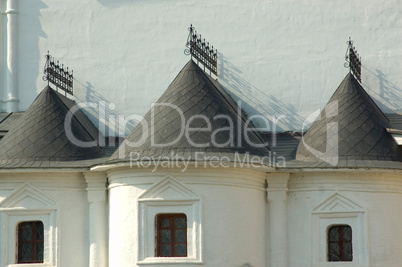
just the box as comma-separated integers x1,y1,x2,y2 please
138,257,203,265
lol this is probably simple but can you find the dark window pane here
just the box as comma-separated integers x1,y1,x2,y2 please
175,217,186,228
20,243,32,262
343,227,352,241
161,230,171,243
329,243,340,261
20,223,32,241
36,242,44,260
161,218,170,228
175,244,186,256
175,229,186,242
344,242,353,261
35,222,44,240
329,227,339,241
161,244,171,256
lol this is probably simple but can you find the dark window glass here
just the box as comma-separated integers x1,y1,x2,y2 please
156,214,187,257
17,221,44,263
328,225,353,262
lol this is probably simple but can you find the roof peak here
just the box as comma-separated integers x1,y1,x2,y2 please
110,60,269,162
296,72,402,163
0,86,105,162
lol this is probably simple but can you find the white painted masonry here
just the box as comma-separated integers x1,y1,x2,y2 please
267,173,289,267
0,166,402,266
107,167,267,267
84,172,108,267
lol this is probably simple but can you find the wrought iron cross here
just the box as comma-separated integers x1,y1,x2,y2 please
43,51,74,96
344,38,362,82
184,24,218,76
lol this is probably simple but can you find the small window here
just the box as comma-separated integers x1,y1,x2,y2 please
17,221,44,264
156,214,187,257
328,225,352,262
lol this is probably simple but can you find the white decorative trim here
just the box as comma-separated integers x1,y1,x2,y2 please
0,183,58,210
139,175,200,201
0,183,59,266
138,176,203,265
311,192,368,267
312,192,365,214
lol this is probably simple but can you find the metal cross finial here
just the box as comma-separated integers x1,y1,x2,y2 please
344,37,362,82
43,52,74,95
184,24,218,76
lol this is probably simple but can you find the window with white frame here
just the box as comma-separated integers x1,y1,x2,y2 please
0,183,58,266
311,192,368,266
137,176,202,264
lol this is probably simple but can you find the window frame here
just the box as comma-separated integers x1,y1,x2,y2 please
155,213,187,257
327,224,353,262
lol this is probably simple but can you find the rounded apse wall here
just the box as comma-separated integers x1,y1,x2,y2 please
107,166,267,267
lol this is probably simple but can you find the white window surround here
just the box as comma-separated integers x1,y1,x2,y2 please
311,192,368,267
0,183,58,267
137,176,203,265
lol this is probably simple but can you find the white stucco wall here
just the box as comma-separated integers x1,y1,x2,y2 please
108,167,267,267
287,171,402,267
1,0,401,131
0,172,90,267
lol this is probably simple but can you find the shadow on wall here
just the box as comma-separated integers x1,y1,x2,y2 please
73,79,136,137
219,53,304,132
361,65,402,114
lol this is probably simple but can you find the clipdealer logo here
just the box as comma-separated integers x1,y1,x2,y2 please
300,100,339,166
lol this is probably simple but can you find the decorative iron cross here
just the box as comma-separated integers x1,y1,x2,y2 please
184,25,218,76
344,38,362,82
43,51,74,95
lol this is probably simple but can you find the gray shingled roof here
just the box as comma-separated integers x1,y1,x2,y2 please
109,60,270,163
0,86,105,166
296,73,402,163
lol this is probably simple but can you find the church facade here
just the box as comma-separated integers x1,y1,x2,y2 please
0,58,401,267
1,1,402,266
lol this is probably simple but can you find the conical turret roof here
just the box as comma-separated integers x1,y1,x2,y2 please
296,73,402,163
0,86,105,163
110,60,270,162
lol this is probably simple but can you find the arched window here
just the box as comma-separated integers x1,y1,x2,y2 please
328,225,352,262
17,221,44,263
156,213,187,257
